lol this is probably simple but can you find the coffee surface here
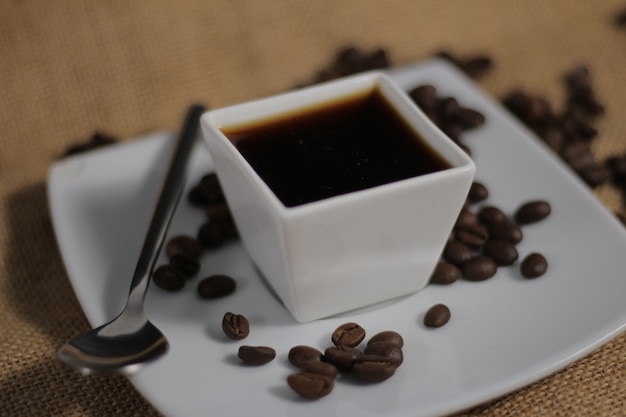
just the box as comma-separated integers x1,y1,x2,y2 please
223,89,451,207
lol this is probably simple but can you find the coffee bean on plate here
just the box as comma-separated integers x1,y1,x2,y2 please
168,252,201,277
455,223,488,248
323,345,362,371
238,345,276,365
478,206,506,226
152,264,186,292
520,253,548,278
367,330,404,348
222,312,249,340
488,221,523,244
197,221,224,248
364,342,403,366
63,131,118,157
197,274,237,299
514,200,552,224
462,256,498,281
289,345,324,368
287,372,334,399
443,240,474,265
467,181,489,203
351,355,397,383
166,235,203,259
331,322,366,347
454,208,479,229
300,360,339,379
424,304,451,328
429,261,460,285
482,239,519,266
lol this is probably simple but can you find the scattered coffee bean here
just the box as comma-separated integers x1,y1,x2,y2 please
455,208,479,229
488,221,523,244
462,256,498,281
520,253,548,279
429,261,461,285
367,330,404,348
351,355,397,383
168,252,201,277
222,312,249,340
514,200,552,224
188,173,225,207
300,360,339,379
443,240,474,265
288,345,324,368
424,303,451,328
323,345,362,371
331,322,366,347
152,264,186,292
364,342,403,366
197,221,224,248
205,203,233,223
478,206,507,226
435,50,493,79
238,345,276,365
63,131,118,157
482,239,519,266
615,7,626,28
166,235,203,259
468,181,489,203
197,274,237,299
455,223,488,248
287,372,334,399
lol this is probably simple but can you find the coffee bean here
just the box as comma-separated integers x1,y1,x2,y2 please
238,345,276,366
351,355,397,383
331,322,366,347
287,372,334,399
615,7,626,28
166,235,203,259
63,131,118,157
288,345,323,368
488,221,523,244
424,304,451,328
367,331,404,348
514,200,552,225
300,360,339,379
409,84,438,112
197,274,237,299
478,206,507,226
197,221,224,248
462,256,497,281
169,253,201,277
456,107,486,129
482,239,519,266
455,223,488,248
187,173,225,206
222,312,249,340
364,342,403,366
454,208,478,229
152,264,186,292
429,261,460,285
520,253,548,279
205,203,232,223
323,345,362,371
467,181,489,203
443,240,474,265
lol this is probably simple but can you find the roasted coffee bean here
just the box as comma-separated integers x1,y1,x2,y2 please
488,221,523,244
238,345,276,365
443,240,474,265
514,200,552,224
300,360,339,379
456,107,486,129
331,322,366,347
435,51,493,79
323,345,362,371
351,355,397,382
197,274,237,299
205,203,232,222
615,7,626,27
289,345,324,368
63,131,118,157
187,173,224,206
440,121,464,142
166,235,203,259
409,84,438,112
222,312,249,340
482,239,519,266
364,342,403,366
169,252,201,277
367,331,404,348
578,164,610,188
152,264,186,292
454,208,478,229
197,221,223,248
520,253,548,279
455,223,488,248
429,261,460,285
424,303,451,328
467,181,489,203
478,206,506,226
462,256,497,281
287,372,334,399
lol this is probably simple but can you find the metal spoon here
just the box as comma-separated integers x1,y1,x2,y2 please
58,104,206,375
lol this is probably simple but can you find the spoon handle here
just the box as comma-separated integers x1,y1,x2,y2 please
128,104,206,304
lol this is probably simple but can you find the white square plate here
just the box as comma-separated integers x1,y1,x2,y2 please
48,59,626,417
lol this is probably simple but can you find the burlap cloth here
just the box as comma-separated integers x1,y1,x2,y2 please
2,0,625,415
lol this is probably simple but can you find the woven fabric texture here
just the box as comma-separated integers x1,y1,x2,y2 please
1,1,625,416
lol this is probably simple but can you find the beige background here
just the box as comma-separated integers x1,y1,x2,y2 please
2,1,625,415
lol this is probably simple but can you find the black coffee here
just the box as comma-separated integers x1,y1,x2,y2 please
223,88,452,207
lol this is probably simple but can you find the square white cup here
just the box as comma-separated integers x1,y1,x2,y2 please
201,71,475,322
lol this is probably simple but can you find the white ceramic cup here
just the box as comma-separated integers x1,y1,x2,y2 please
201,71,475,322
